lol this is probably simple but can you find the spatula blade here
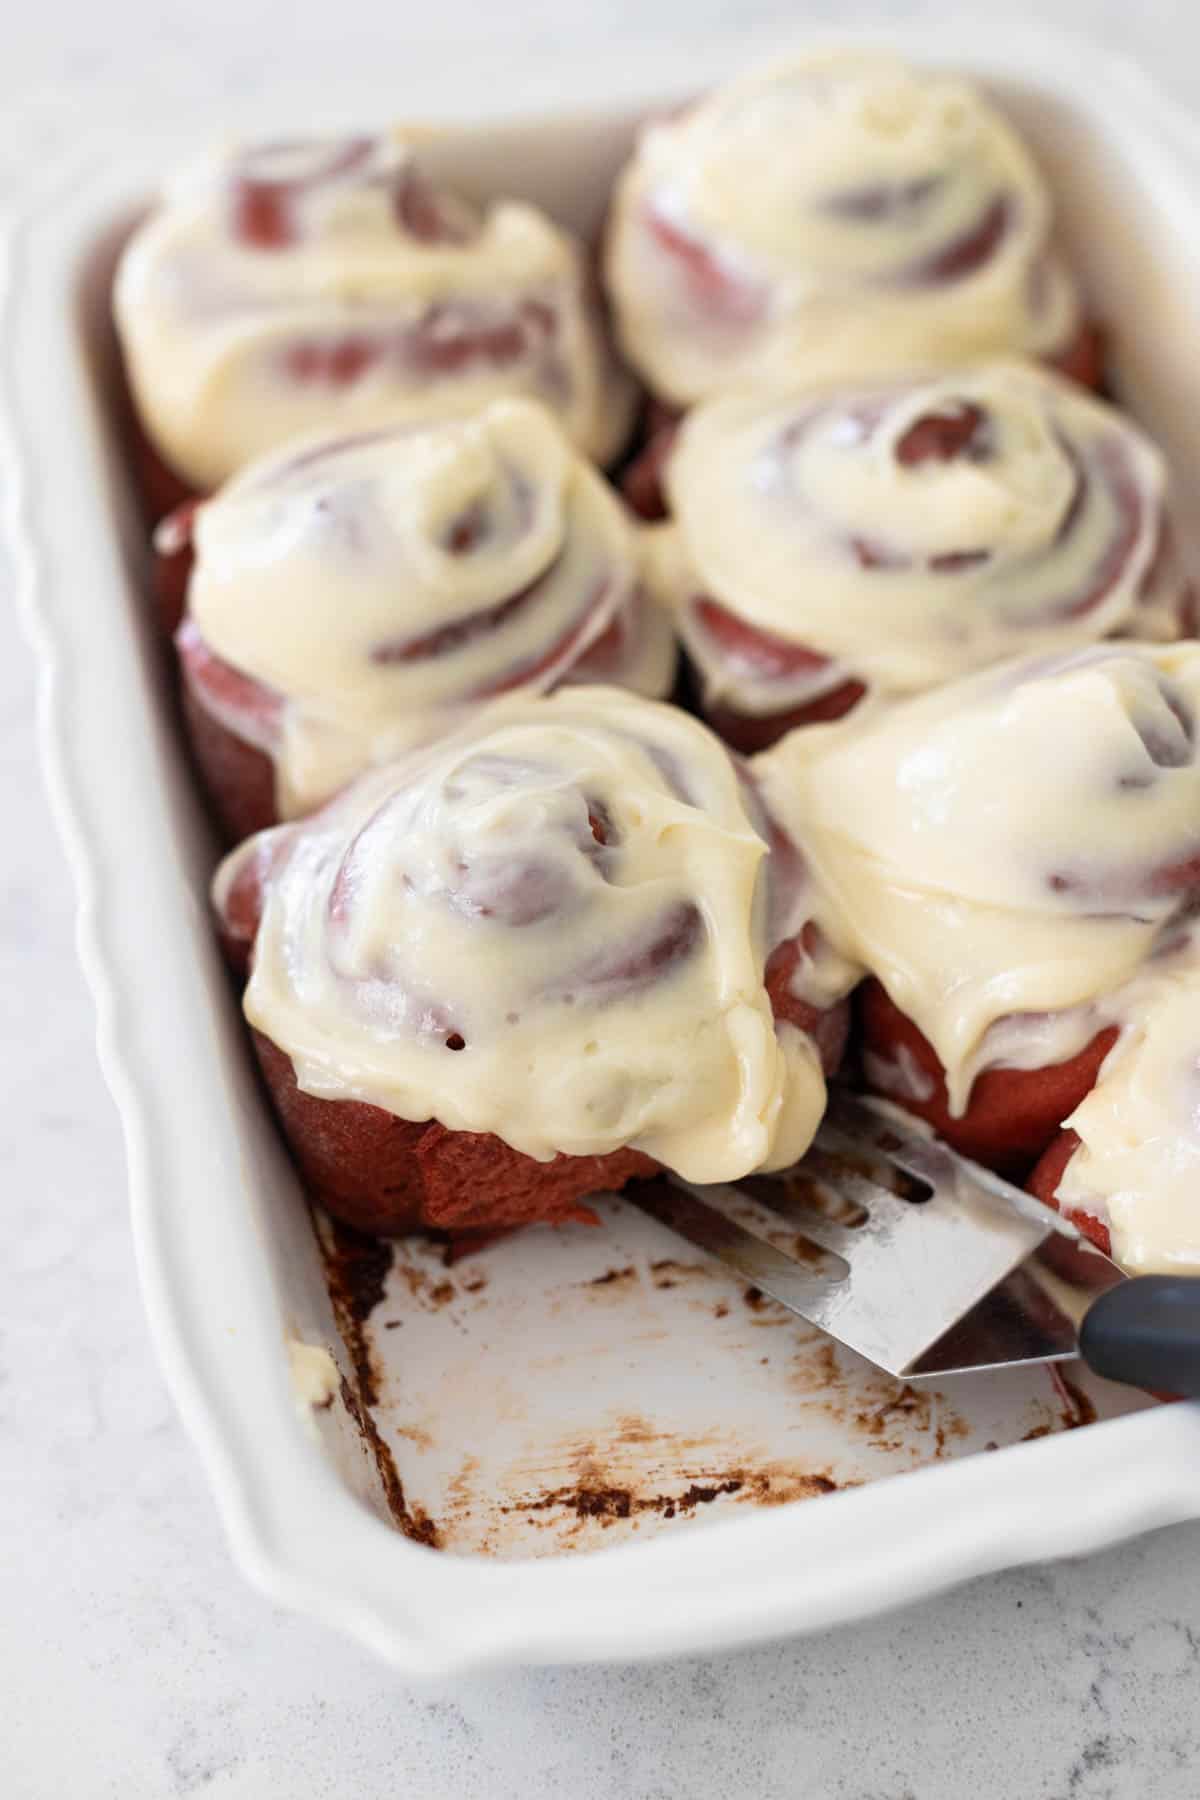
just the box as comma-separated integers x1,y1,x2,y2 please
631,1091,1090,1377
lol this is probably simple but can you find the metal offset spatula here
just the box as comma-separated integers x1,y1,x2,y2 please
633,1089,1200,1392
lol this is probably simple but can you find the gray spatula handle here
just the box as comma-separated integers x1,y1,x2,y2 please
1080,1277,1200,1397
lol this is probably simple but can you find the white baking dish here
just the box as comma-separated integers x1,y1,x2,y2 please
9,25,1200,1674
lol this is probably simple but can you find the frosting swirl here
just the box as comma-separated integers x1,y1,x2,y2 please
215,687,826,1179
650,363,1185,720
606,51,1082,405
115,133,632,490
178,399,676,819
759,643,1200,1110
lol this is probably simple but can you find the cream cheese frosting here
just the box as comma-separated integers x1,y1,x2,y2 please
286,1339,340,1411
116,132,633,491
758,643,1200,1112
1056,939,1200,1273
648,363,1183,716
606,51,1082,406
214,686,827,1180
179,399,676,818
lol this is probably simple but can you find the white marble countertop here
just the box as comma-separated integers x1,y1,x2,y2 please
6,3,1200,1795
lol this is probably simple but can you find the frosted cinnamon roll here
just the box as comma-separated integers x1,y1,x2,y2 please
648,363,1187,750
606,51,1094,412
1029,938,1200,1272
214,687,848,1234
115,133,632,506
173,399,676,840
758,643,1200,1171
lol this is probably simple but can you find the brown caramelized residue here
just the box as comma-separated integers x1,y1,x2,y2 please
855,1385,937,1453
935,1417,971,1456
320,1220,394,1405
1019,1368,1099,1441
615,1414,657,1446
445,1454,483,1518
736,1468,841,1507
1050,1365,1099,1430
390,1247,461,1311
738,1282,795,1325
317,1219,443,1547
582,1258,708,1292
329,1222,393,1323
857,1384,926,1434
505,1477,745,1524
337,1376,441,1549
503,1459,845,1529
809,1341,843,1389
648,1258,708,1289
394,1423,435,1451
787,1335,977,1465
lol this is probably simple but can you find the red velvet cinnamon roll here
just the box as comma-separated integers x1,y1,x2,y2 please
647,363,1188,750
606,51,1093,412
173,399,676,840
1028,942,1200,1271
214,687,847,1235
115,133,633,514
758,643,1200,1174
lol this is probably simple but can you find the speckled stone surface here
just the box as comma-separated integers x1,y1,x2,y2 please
5,3,1200,1795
